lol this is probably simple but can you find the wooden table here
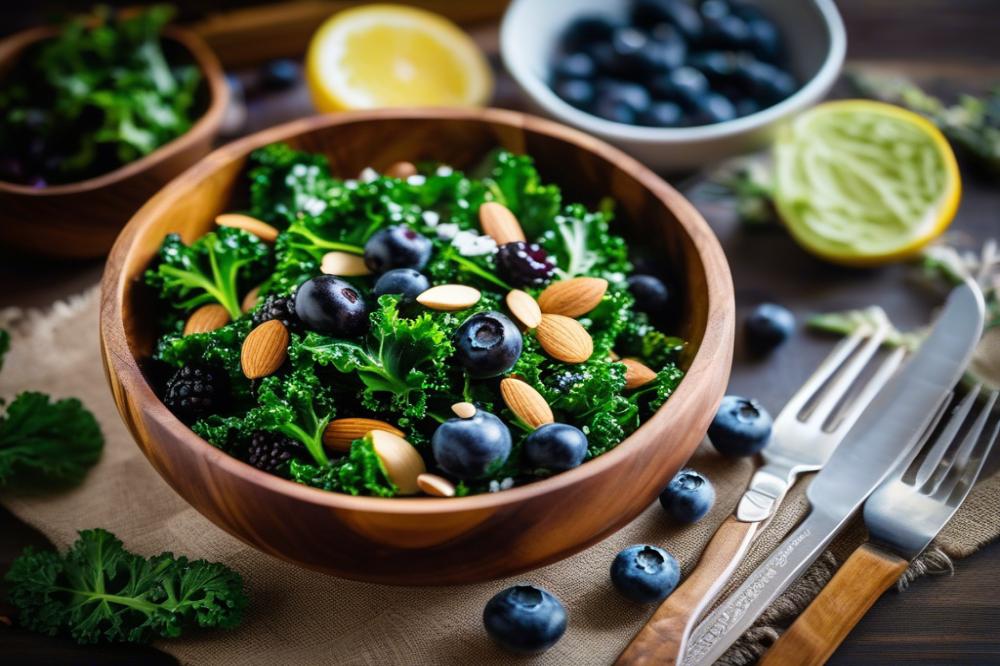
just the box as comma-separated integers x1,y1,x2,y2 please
2,1,999,663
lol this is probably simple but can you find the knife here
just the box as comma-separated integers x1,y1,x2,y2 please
681,279,985,666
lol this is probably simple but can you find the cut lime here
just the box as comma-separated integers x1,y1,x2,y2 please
774,100,960,266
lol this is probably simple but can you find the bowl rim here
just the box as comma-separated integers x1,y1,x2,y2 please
101,107,734,516
500,0,847,142
0,24,229,196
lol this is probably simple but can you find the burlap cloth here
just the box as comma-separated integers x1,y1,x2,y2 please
1,288,997,665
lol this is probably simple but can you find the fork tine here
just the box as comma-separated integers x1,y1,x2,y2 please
889,390,954,483
948,414,1000,506
913,385,982,488
932,389,999,498
825,345,907,434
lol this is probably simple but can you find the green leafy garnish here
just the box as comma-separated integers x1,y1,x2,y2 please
289,435,396,497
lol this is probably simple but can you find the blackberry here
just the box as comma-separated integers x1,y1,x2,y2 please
252,294,301,331
245,431,307,477
163,365,229,424
496,242,555,288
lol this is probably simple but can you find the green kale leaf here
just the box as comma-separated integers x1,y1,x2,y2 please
480,151,562,240
539,203,631,282
155,319,253,406
247,143,337,228
289,435,396,497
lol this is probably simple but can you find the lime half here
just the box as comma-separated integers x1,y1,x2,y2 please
774,100,960,266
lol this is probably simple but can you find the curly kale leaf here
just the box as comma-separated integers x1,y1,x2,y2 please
583,287,636,356
289,435,396,497
244,367,335,468
247,143,337,227
617,311,686,367
539,203,631,283
155,319,252,406
631,363,686,414
5,529,246,644
144,228,271,320
0,392,103,486
480,150,562,240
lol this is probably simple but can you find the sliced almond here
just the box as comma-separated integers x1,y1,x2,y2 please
240,320,289,379
215,213,279,243
451,402,477,419
417,473,456,497
385,161,418,179
183,304,230,336
241,286,262,313
416,284,481,311
478,202,526,245
536,314,594,364
537,277,608,318
506,289,542,329
321,251,371,276
370,430,425,495
500,378,554,428
323,418,405,453
621,358,657,389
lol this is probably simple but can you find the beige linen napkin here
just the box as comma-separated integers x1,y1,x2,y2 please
1,288,997,665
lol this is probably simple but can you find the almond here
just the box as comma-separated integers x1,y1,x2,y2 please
323,418,405,453
241,285,262,313
506,289,542,329
215,213,279,243
537,277,608,318
385,161,418,179
478,201,526,245
416,284,481,311
417,473,456,497
183,304,230,336
536,314,594,363
240,320,289,379
370,430,425,495
321,251,371,276
451,402,477,419
608,350,621,361
621,358,657,389
500,378,554,428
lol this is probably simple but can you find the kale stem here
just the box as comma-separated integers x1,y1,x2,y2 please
449,254,512,291
289,226,364,254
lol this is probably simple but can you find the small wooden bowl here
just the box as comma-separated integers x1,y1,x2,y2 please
100,109,734,585
0,25,228,259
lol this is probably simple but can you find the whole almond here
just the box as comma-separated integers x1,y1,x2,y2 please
240,320,289,379
536,314,594,363
241,285,262,313
184,304,230,336
385,161,418,179
478,202,526,245
417,473,456,497
537,277,608,318
370,430,425,495
621,358,657,389
500,378,554,428
451,402,477,419
321,251,371,276
416,284,481,311
506,289,542,329
323,418,405,453
216,213,279,243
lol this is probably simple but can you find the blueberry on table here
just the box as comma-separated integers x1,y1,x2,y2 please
163,365,229,425
610,544,680,603
709,395,773,456
554,78,596,109
432,409,513,479
260,58,300,90
745,302,795,352
627,274,671,314
483,584,567,655
560,15,620,53
363,225,432,273
630,0,704,42
640,100,685,127
524,423,589,472
553,51,597,80
294,275,369,337
659,468,715,523
452,312,523,378
372,268,430,302
495,241,556,287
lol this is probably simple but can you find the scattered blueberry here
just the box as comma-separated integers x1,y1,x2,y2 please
524,423,589,472
659,469,715,523
452,312,524,378
495,241,556,287
483,585,567,655
627,274,671,314
432,409,512,479
745,302,795,352
372,268,430,302
610,544,680,603
294,275,369,337
709,395,773,456
260,58,300,90
363,225,432,273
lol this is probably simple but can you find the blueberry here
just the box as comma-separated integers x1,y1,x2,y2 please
610,545,680,603
745,302,794,352
689,91,737,125
737,60,797,104
372,268,429,302
640,101,685,127
746,18,783,62
554,78,596,109
645,24,688,72
432,409,512,479
553,52,597,80
294,276,369,337
363,225,432,273
687,50,740,82
607,27,653,76
524,423,589,472
627,274,671,314
630,0,704,42
452,312,523,378
734,97,761,117
709,395,773,456
659,469,715,523
648,66,709,105
483,585,567,655
703,13,751,49
260,58,300,90
700,0,731,21
560,15,620,53
593,81,651,124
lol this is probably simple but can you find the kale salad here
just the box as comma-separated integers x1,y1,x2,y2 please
143,145,687,497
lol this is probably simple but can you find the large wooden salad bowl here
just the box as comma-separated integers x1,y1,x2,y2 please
100,109,734,585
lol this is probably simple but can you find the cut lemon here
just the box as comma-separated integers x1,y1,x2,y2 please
305,4,493,112
774,100,960,266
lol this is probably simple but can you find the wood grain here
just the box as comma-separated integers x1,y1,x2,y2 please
98,108,734,585
760,543,909,666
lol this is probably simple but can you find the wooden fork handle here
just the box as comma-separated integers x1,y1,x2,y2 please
615,516,760,666
758,543,908,666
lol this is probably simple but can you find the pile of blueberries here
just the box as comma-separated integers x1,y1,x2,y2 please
550,0,797,128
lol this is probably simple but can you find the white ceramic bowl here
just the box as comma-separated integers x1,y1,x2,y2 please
501,0,846,172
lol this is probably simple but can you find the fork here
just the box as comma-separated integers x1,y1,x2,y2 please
616,311,908,665
759,385,1000,666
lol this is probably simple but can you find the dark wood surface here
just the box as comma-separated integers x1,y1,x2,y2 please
2,0,999,663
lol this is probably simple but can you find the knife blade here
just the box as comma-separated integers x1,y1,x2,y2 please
681,279,985,666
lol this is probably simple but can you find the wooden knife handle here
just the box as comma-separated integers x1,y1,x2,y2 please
758,543,908,666
615,516,760,666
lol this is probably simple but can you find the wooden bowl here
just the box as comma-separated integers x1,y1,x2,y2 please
100,108,734,585
0,25,228,259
